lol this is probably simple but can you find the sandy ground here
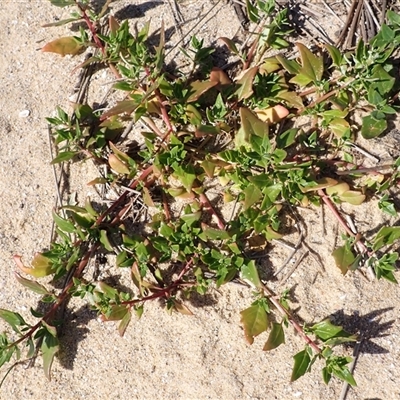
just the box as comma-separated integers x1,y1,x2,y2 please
0,1,400,399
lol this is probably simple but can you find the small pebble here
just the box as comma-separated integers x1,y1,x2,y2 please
19,109,30,118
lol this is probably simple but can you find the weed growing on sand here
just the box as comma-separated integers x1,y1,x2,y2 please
1,0,400,387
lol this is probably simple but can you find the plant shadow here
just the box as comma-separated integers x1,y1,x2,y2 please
57,305,96,370
114,1,163,21
329,307,395,354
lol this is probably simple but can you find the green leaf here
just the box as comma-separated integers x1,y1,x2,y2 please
103,305,129,321
14,273,51,295
154,21,165,72
263,322,285,351
371,253,399,283
289,73,313,87
387,10,400,26
277,91,303,108
243,184,262,210
291,348,312,382
246,0,259,23
235,66,258,101
369,65,395,96
373,226,400,251
51,151,78,164
0,344,17,368
324,43,343,67
309,320,348,341
332,244,357,275
329,118,350,138
371,24,395,49
0,310,26,333
48,0,74,7
332,365,357,386
172,164,197,192
41,329,59,381
219,37,240,56
240,304,269,344
199,225,230,240
100,230,113,252
118,310,132,337
181,211,202,226
326,356,357,386
296,42,324,83
240,260,262,288
52,211,75,233
195,125,220,137
361,112,387,139
338,191,366,206
276,128,298,148
322,367,332,385
42,17,81,27
301,177,338,193
276,55,301,74
236,107,269,149
109,154,130,175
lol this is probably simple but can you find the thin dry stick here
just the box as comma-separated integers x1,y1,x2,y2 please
335,164,394,175
336,0,363,48
280,250,309,285
274,232,303,277
301,6,335,44
321,0,344,24
345,141,380,163
338,340,363,400
168,0,185,39
165,0,224,58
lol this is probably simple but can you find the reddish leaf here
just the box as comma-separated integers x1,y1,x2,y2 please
235,66,258,100
41,36,83,57
210,67,231,85
187,80,218,103
109,154,130,175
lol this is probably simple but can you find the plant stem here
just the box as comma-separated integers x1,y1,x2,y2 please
262,283,322,354
94,165,153,226
198,192,226,229
318,189,371,255
75,1,105,56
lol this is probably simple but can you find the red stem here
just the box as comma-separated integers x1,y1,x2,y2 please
262,284,321,354
318,189,370,255
198,193,226,230
8,244,98,350
94,165,153,226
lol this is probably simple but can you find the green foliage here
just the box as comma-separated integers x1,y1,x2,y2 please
1,0,399,390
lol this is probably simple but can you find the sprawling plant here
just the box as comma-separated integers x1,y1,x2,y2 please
1,0,400,387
